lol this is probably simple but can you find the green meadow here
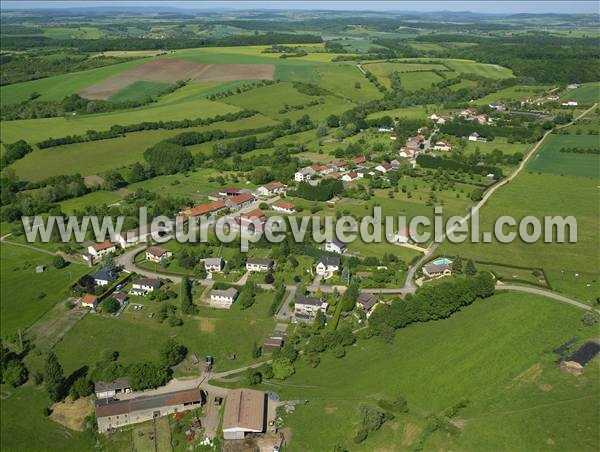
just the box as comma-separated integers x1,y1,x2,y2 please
439,171,600,302
269,292,598,451
7,114,276,182
108,80,171,102
562,82,600,103
53,289,277,375
527,134,600,177
399,71,445,91
0,243,89,337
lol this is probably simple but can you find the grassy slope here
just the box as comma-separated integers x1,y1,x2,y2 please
1,98,239,145
0,243,89,337
274,292,597,451
8,114,275,182
562,82,600,103
527,134,600,177
439,171,599,302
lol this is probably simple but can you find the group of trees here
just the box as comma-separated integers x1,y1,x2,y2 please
180,277,197,315
416,154,503,179
440,119,543,144
143,142,195,175
559,147,600,155
293,179,344,201
1,140,33,166
0,342,28,388
368,272,495,342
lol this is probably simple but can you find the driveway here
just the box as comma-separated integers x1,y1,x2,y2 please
275,286,296,321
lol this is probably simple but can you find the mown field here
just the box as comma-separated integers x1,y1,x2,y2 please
0,243,89,337
271,292,598,451
439,171,599,302
562,82,600,103
527,134,600,178
473,85,551,105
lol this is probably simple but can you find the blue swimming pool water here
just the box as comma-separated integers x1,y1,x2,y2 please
433,258,451,265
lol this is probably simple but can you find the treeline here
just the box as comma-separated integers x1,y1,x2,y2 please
36,110,256,148
368,273,495,341
1,32,321,52
3,82,186,119
560,147,600,155
416,154,503,178
0,53,132,86
1,171,89,222
206,80,276,101
440,120,544,143
293,179,344,201
413,34,600,83
1,140,33,166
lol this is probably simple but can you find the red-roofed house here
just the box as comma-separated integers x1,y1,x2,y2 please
81,294,98,309
433,140,452,151
353,156,367,165
87,241,116,260
226,193,256,210
271,201,296,214
342,170,359,182
183,201,226,219
375,163,393,173
237,209,267,232
256,182,287,196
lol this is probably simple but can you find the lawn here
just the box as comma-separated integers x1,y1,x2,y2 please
443,59,515,79
53,288,276,375
527,134,600,178
0,243,90,338
270,292,598,451
108,81,172,102
439,171,599,302
562,82,600,103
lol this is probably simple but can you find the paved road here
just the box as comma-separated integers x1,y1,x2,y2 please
116,245,184,283
275,285,297,321
496,285,598,312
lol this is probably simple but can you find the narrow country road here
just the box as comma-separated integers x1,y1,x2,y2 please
496,285,598,312
116,244,183,283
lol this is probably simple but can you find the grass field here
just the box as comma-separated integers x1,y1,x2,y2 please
443,59,515,79
0,58,150,106
0,384,96,451
58,191,122,214
473,85,551,105
0,243,89,337
562,82,600,103
399,71,445,91
269,292,598,451
527,134,600,177
53,288,276,375
7,114,275,182
108,80,171,102
439,171,599,302
1,97,240,145
315,64,382,102
44,26,103,39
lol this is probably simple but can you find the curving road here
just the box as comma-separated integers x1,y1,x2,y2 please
496,285,598,312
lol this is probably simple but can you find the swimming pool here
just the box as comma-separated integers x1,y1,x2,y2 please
433,258,452,265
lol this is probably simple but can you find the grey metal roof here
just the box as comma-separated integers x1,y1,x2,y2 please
318,256,340,267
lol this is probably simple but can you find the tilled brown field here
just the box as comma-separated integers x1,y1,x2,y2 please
78,59,275,100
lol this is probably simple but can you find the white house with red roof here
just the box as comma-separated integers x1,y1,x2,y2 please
87,241,116,259
392,228,414,244
375,163,394,173
271,201,296,214
433,140,452,151
256,181,287,196
399,147,415,158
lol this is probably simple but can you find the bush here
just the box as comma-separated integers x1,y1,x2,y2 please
353,429,368,444
52,255,67,269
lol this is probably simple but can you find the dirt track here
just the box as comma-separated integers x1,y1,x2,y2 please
79,60,275,100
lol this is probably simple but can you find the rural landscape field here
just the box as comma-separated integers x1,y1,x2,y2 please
0,2,599,451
